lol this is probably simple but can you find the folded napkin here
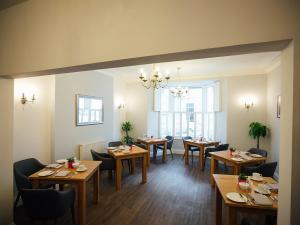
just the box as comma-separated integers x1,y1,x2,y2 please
46,164,62,169
250,193,272,206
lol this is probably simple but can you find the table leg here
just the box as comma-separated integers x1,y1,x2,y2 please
147,144,151,165
211,156,217,187
93,168,99,204
142,154,147,184
153,144,157,160
233,165,240,175
185,142,189,165
215,186,222,225
226,206,237,225
116,158,122,190
131,158,135,174
200,145,205,171
78,181,86,225
163,141,167,163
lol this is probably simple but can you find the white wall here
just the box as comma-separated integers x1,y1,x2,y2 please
54,71,114,159
226,74,268,151
0,79,14,224
125,83,154,138
14,76,54,164
112,77,126,141
266,62,281,177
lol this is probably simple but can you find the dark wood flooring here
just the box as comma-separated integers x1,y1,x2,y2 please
15,155,225,225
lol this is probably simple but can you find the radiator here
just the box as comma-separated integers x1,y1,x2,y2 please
79,140,106,160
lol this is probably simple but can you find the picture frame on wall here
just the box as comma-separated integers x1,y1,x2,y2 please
76,94,104,126
277,95,281,119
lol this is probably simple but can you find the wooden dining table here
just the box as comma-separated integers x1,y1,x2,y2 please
213,174,277,225
137,138,167,165
29,160,101,225
184,140,219,170
210,150,267,186
108,145,148,190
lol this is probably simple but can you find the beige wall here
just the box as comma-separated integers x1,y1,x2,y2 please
0,0,297,76
0,79,14,224
13,76,54,164
0,1,299,224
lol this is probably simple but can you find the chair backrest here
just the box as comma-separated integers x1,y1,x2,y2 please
21,189,75,220
108,141,123,147
218,144,229,151
165,136,174,149
258,162,277,177
182,136,192,141
14,158,45,191
90,149,101,161
248,148,268,157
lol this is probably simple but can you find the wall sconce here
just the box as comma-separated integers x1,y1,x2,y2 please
244,98,254,110
118,104,125,109
21,93,36,104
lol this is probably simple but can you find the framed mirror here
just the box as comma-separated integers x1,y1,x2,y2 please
76,94,103,126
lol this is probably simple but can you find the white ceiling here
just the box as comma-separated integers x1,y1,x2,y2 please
98,51,281,83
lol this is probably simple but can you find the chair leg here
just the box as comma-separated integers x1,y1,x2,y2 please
54,218,57,225
191,151,193,164
14,192,21,211
169,149,173,160
127,160,131,173
71,205,76,225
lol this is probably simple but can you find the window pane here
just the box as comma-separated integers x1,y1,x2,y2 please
203,113,209,139
174,97,181,112
182,113,187,137
195,113,203,138
208,113,215,140
174,113,181,137
161,89,170,112
188,113,195,137
207,87,214,112
160,113,168,137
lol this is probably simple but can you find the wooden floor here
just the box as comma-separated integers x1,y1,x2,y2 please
15,155,222,225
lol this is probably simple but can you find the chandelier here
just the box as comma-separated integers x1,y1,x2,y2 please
138,64,170,89
170,67,189,97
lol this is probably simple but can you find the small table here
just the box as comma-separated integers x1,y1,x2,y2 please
213,174,277,225
137,138,167,165
108,146,148,190
29,160,101,225
210,150,267,186
184,140,219,170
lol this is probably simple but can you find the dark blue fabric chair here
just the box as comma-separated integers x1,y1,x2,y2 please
248,148,268,157
21,188,75,225
242,162,278,177
156,136,174,159
14,158,48,210
91,149,116,171
182,136,200,164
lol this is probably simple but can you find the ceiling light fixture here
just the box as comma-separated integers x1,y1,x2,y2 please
170,67,189,97
138,64,170,89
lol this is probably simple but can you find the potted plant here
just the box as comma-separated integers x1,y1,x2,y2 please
121,121,133,145
248,122,268,149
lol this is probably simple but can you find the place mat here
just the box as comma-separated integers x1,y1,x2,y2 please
55,170,71,177
250,193,272,206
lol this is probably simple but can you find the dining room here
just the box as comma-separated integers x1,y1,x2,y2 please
9,50,285,225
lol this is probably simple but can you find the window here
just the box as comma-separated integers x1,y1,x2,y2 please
159,84,218,140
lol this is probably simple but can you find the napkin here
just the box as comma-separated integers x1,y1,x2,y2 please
55,171,71,177
46,164,62,169
250,193,272,206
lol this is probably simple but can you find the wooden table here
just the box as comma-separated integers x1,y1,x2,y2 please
184,140,219,170
108,146,148,190
137,138,167,165
29,160,101,225
213,174,277,225
210,150,267,186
